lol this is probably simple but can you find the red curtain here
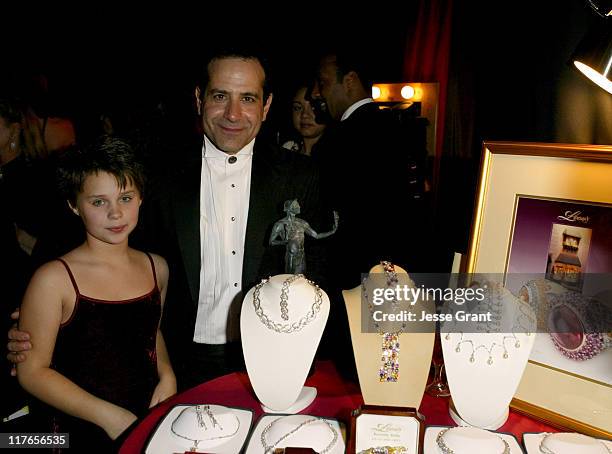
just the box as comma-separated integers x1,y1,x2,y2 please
402,0,453,189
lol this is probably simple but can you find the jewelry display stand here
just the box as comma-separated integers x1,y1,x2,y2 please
244,414,345,453
523,432,612,453
447,399,508,431
241,274,330,414
343,263,435,408
423,426,523,454
442,283,536,429
144,404,253,453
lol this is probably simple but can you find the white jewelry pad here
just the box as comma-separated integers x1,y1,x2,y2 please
244,414,346,454
523,432,612,453
145,404,253,454
424,426,524,454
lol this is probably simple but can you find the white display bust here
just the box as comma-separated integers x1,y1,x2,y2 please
442,282,536,429
241,274,330,413
343,262,435,408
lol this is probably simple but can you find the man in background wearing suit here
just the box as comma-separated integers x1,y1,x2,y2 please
310,46,430,379
312,46,428,289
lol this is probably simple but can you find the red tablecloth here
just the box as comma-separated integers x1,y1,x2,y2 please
120,360,558,453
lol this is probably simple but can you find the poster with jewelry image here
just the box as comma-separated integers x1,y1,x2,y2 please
348,405,425,454
465,142,612,437
506,197,612,385
144,404,253,453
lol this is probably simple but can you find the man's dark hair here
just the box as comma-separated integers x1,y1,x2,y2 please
321,44,375,90
57,135,146,206
197,45,273,102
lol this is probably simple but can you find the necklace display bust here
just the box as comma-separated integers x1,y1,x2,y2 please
343,263,435,408
442,282,536,429
241,274,330,413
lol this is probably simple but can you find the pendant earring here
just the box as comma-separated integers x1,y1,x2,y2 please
10,140,17,151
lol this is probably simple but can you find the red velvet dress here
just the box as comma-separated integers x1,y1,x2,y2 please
44,254,161,452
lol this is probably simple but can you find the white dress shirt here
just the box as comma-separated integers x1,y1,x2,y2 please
341,97,374,121
194,135,253,344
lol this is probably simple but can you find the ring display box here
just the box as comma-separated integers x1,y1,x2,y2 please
348,405,425,454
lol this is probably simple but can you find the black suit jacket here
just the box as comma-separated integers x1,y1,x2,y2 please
314,102,429,289
139,138,326,368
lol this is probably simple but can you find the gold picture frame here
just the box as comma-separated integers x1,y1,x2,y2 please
465,141,612,438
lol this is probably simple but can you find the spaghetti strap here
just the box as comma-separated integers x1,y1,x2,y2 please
144,253,158,289
56,258,80,296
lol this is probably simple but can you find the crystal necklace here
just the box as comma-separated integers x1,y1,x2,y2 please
252,274,323,333
361,261,406,382
539,433,612,453
170,405,240,451
436,427,510,454
444,282,533,365
444,331,523,365
260,416,339,453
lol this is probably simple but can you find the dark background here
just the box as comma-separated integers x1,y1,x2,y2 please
2,1,611,256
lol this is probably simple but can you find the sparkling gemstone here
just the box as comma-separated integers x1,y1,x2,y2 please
549,305,585,350
469,355,475,362
487,357,493,365
503,352,508,359
456,346,461,352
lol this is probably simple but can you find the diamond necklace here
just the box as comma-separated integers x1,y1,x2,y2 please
444,282,533,365
539,433,612,453
170,405,240,450
436,427,510,454
260,416,339,453
253,274,323,333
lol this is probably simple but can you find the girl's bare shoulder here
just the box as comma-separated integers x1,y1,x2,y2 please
130,249,169,289
26,260,74,300
146,252,169,286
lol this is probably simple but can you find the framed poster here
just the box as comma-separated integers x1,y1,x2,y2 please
465,141,612,438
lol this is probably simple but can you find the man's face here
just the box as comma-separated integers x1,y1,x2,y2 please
199,57,272,154
314,55,348,121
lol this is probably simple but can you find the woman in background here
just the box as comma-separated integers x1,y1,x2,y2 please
282,85,327,157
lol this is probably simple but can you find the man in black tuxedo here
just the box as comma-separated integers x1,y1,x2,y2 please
8,48,327,391
139,48,329,390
